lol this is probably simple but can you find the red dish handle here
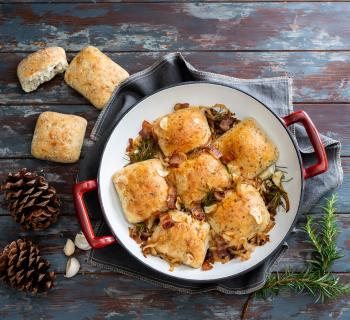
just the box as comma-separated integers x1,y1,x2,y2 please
73,179,117,249
282,110,328,180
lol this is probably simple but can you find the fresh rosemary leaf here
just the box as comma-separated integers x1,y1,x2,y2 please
256,194,349,302
128,138,159,163
258,269,350,303
201,190,218,207
303,194,343,273
260,178,290,215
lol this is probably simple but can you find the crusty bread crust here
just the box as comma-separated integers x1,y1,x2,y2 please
31,111,87,163
112,159,169,224
17,47,68,92
64,46,129,109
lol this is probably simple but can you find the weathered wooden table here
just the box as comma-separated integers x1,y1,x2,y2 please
1,2,350,319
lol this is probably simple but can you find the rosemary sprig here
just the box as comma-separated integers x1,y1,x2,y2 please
257,268,350,303
303,195,343,272
201,190,217,207
260,178,290,215
242,194,350,319
127,138,159,163
211,104,228,121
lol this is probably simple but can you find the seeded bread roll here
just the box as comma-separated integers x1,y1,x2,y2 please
64,46,129,109
17,47,68,93
31,111,87,163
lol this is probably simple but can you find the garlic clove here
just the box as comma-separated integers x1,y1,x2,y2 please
74,232,91,251
258,163,276,181
249,206,263,225
204,204,218,214
175,196,182,211
63,238,75,256
159,117,168,130
272,171,284,187
156,168,169,177
65,257,80,278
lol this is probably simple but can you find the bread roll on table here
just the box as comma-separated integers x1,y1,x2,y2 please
17,47,68,93
64,46,129,109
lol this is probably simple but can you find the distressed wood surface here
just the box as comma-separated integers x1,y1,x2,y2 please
0,272,349,319
1,103,350,157
3,52,350,104
1,213,350,274
2,3,350,52
1,1,350,319
6,0,350,3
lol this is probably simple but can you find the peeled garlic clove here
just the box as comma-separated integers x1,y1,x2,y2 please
272,171,284,187
249,206,263,225
63,239,75,256
204,204,218,214
175,196,182,211
160,117,168,130
258,164,276,181
156,168,169,177
65,257,80,278
74,232,91,250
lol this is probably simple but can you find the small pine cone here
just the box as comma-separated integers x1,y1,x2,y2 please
1,168,60,230
0,239,55,294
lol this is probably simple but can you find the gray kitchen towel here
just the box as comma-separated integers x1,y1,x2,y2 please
77,52,342,294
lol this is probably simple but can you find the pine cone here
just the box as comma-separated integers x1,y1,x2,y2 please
1,168,60,230
0,239,55,294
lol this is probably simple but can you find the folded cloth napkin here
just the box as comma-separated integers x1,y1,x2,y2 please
77,53,343,294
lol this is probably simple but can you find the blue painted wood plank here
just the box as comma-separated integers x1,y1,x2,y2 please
0,272,349,320
2,52,350,105
2,3,350,51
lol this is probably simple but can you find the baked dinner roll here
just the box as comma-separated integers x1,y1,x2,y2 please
149,210,210,269
17,47,68,93
208,183,270,249
112,159,169,224
214,118,278,179
169,152,231,207
31,111,87,163
153,107,211,156
64,46,129,109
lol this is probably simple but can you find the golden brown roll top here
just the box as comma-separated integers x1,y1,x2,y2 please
149,210,210,269
214,118,278,179
153,107,211,156
112,159,169,223
208,183,270,249
31,111,87,163
64,46,129,109
169,152,231,208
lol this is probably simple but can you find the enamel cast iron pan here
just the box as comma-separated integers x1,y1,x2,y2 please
73,82,328,282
